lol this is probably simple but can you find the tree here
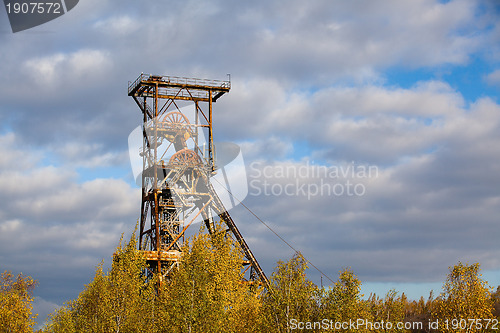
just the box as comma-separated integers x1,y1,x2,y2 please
260,252,319,333
367,290,410,333
44,234,155,332
404,291,435,333
157,225,263,333
45,223,263,333
0,270,38,333
321,268,372,332
106,235,156,331
434,262,494,333
492,286,500,318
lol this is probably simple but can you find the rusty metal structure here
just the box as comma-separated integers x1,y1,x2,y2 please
128,73,268,286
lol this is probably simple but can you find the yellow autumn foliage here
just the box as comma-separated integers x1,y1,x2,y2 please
0,270,37,333
434,262,495,333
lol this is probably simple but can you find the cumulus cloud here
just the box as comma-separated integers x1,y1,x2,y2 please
1,0,500,326
239,136,294,161
217,79,468,164
93,15,142,36
238,145,500,283
0,0,494,156
33,297,59,330
52,141,129,168
0,133,140,305
231,83,500,283
485,69,500,86
22,49,112,92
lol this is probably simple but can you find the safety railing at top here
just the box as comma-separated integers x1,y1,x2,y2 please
128,73,146,94
128,74,231,95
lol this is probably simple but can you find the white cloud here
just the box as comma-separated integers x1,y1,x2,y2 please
0,133,41,167
218,79,472,164
239,137,294,161
33,297,60,330
230,80,500,283
24,54,66,85
314,81,465,117
23,49,112,90
0,133,140,307
239,146,500,282
1,1,500,326
221,0,482,82
0,219,22,233
52,141,129,168
485,69,500,86
93,15,142,35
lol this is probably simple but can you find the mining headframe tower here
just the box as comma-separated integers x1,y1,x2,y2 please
128,73,268,286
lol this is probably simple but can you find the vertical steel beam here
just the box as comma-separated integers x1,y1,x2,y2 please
128,74,267,287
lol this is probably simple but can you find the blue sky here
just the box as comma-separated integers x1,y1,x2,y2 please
1,0,500,327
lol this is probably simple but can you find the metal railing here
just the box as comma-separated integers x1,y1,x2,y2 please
128,73,231,95
128,73,147,94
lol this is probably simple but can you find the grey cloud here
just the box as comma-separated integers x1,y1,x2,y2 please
237,123,500,283
1,0,500,326
1,0,494,155
485,69,500,86
0,133,140,307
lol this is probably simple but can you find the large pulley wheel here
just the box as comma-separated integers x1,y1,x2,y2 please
160,111,194,146
169,148,201,167
161,111,193,133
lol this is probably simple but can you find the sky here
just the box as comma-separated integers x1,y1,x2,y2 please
1,0,500,327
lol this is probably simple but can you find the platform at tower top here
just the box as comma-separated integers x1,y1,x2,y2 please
128,73,231,101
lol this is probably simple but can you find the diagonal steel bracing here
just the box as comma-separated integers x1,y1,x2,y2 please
128,73,268,286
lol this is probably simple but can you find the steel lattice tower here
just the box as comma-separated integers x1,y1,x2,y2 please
128,74,268,286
